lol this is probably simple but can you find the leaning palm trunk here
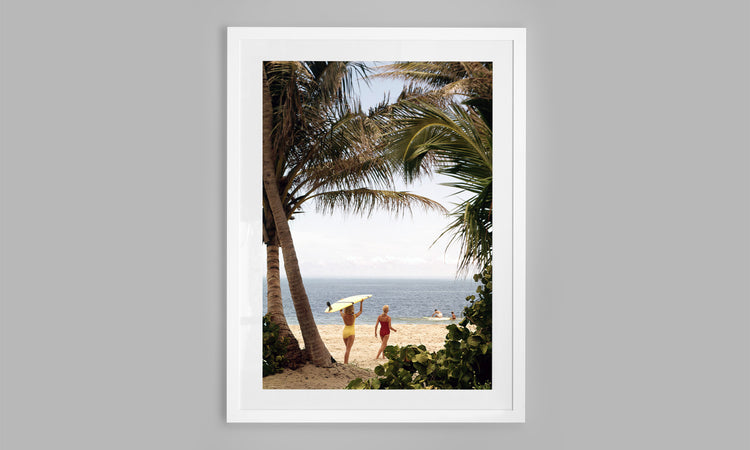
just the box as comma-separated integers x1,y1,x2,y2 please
265,242,306,367
263,74,332,367
264,192,305,366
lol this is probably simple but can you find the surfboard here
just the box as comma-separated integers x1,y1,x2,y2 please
324,294,372,313
423,316,451,321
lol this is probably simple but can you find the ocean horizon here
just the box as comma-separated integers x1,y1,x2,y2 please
263,277,480,325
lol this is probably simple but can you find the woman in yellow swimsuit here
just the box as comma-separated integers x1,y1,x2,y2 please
339,300,363,364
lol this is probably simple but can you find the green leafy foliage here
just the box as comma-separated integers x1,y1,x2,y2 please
347,265,492,389
263,315,289,377
374,62,494,275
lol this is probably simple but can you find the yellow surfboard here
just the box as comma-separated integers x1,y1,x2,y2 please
324,294,372,313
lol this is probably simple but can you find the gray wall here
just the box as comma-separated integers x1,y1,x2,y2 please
2,1,748,448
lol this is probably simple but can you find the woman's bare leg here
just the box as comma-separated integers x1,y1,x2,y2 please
377,334,390,359
344,336,354,364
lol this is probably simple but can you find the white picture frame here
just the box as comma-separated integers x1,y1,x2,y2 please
227,27,525,423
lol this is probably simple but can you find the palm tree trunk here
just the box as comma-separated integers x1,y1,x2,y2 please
263,71,333,367
264,191,306,365
265,242,306,366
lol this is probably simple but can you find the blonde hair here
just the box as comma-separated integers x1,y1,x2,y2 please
382,305,389,313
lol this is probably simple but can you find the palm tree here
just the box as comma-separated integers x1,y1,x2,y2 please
262,201,305,366
263,61,445,366
374,62,493,274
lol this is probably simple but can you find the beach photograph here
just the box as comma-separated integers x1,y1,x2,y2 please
260,60,493,390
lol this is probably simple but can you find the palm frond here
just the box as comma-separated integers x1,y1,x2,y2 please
434,179,493,274
384,101,492,182
307,188,447,218
374,62,492,103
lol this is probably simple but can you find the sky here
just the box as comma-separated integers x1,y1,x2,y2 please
281,63,467,279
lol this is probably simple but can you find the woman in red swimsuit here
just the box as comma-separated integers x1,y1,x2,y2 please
374,305,397,359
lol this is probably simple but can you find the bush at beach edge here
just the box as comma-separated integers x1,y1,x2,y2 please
263,315,289,377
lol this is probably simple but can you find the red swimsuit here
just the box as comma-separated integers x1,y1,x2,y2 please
379,317,390,337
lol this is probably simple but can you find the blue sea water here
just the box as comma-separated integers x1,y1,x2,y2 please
263,278,479,326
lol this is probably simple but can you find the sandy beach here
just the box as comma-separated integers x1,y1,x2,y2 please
263,323,452,389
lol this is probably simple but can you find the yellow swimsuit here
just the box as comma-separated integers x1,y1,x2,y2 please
342,317,356,339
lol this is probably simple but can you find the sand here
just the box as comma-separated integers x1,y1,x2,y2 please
261,362,376,390
263,323,453,389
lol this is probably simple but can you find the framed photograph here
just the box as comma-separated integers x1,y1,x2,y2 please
227,27,525,422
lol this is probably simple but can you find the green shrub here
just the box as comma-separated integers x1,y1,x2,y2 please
263,315,289,377
347,265,492,389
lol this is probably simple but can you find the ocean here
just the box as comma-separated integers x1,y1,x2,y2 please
262,278,479,325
